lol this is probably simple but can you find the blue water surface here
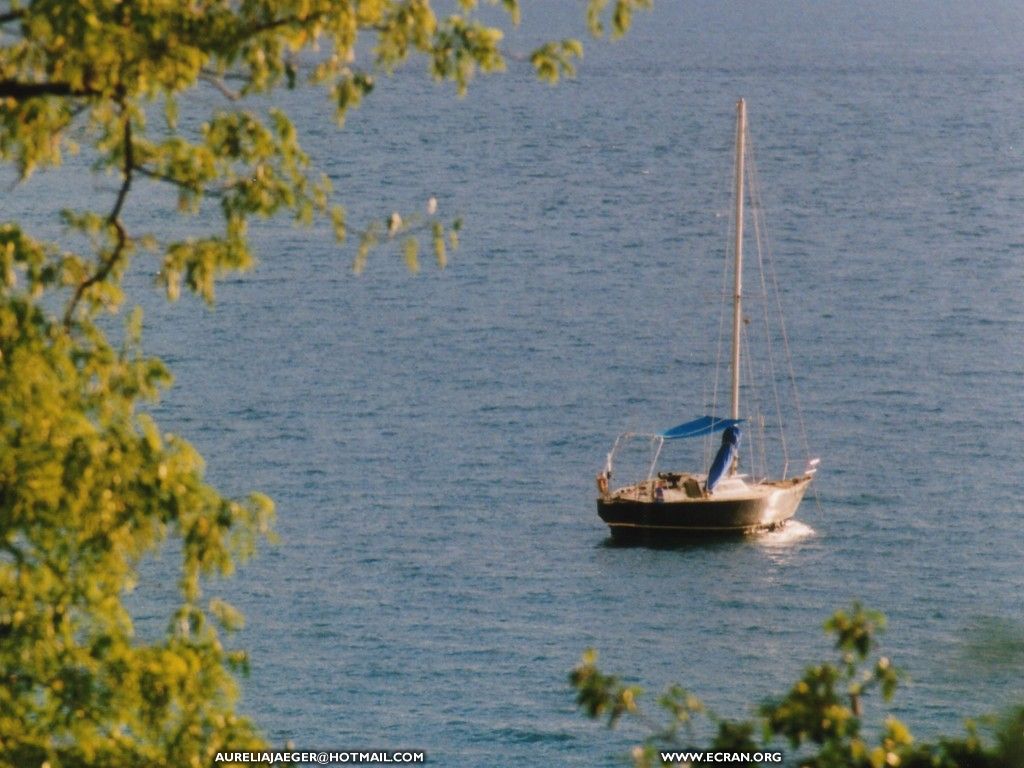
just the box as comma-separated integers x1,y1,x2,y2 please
5,1,1024,765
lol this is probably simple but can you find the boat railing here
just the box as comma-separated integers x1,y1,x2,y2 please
605,431,667,484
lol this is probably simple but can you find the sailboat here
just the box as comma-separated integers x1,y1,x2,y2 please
596,99,818,539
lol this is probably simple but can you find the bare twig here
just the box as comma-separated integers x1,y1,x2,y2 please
0,79,98,99
199,71,240,101
135,166,227,200
63,106,134,328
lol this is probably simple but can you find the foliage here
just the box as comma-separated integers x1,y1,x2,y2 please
0,290,273,765
1,0,652,311
571,603,1024,768
0,0,655,766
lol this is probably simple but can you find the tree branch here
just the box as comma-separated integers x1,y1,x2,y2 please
0,10,24,24
199,71,240,101
63,108,134,328
0,79,98,99
242,14,310,37
135,165,225,199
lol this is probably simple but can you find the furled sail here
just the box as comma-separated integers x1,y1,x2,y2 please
706,425,741,492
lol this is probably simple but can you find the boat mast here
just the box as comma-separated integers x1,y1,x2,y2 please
731,98,745,421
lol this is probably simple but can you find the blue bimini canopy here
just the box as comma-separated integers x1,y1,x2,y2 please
660,416,743,440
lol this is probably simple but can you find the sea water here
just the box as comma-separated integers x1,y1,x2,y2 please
5,1,1024,765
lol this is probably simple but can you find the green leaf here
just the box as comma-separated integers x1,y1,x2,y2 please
432,222,447,269
403,237,420,273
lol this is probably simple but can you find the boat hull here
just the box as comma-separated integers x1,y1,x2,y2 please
597,476,811,540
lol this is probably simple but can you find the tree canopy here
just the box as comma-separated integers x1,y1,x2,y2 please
0,1,650,765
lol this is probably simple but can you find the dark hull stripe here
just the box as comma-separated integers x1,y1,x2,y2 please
596,477,811,537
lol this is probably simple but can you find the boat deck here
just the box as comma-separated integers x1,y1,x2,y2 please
608,473,794,504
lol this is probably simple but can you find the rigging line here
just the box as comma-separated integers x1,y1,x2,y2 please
765,203,813,465
738,319,766,480
743,313,773,481
738,292,771,475
745,123,823,518
703,134,737,467
708,190,733,470
744,129,791,476
745,124,813,466
742,125,777,481
753,319,774,479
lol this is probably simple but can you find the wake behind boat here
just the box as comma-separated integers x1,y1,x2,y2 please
596,99,818,540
